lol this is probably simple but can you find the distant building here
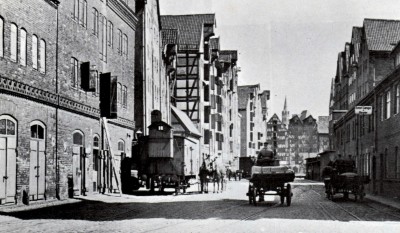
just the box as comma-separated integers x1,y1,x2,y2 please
317,116,330,153
238,85,269,158
266,114,289,162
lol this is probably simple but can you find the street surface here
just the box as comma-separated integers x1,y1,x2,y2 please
1,179,400,233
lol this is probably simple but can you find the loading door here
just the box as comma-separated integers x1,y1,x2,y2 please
0,117,17,204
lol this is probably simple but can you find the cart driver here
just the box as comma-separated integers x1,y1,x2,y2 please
256,142,275,166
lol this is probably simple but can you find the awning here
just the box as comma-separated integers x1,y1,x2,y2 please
171,105,202,138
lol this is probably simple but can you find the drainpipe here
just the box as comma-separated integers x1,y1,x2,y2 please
55,1,60,200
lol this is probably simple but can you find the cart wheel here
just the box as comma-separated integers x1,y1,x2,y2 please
253,188,257,206
150,178,155,193
286,184,292,207
248,185,254,204
280,194,285,205
359,185,365,201
329,185,335,201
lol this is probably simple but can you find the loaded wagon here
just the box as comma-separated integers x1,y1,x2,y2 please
323,160,370,201
247,164,295,206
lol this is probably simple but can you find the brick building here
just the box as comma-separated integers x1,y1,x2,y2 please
266,114,289,163
238,85,269,158
330,18,400,198
0,0,137,205
288,111,318,169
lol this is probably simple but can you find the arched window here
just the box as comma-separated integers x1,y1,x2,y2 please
39,39,46,73
20,28,27,66
0,17,4,57
0,115,16,136
118,140,125,152
10,23,17,61
93,135,99,148
32,35,38,69
73,131,84,146
30,121,45,139
117,82,122,104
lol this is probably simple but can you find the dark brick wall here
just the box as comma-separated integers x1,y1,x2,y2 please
0,0,57,92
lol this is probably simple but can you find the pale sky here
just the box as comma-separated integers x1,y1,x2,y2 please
159,0,400,118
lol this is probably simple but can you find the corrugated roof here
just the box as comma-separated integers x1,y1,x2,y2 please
171,105,201,137
161,14,215,48
161,29,178,47
318,116,329,134
364,18,400,51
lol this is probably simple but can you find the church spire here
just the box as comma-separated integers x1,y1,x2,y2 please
282,96,289,128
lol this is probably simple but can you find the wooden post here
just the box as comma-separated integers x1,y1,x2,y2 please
101,117,122,196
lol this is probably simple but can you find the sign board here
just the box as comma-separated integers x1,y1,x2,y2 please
355,106,372,115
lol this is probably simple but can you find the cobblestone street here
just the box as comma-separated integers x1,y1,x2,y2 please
1,179,400,233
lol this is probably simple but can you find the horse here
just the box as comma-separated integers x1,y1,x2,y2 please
211,165,226,193
199,163,210,194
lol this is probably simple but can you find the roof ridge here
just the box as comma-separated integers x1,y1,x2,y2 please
364,18,400,22
161,13,215,17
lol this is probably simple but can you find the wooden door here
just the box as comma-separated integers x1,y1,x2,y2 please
72,146,81,196
0,138,6,201
29,140,46,200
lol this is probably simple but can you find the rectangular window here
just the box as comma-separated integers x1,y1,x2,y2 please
100,15,107,62
92,8,98,36
381,95,385,121
71,57,78,87
396,85,400,115
73,0,79,20
117,83,122,104
39,39,46,73
32,35,38,69
79,0,87,27
123,34,128,57
20,29,27,66
10,23,17,62
117,29,122,55
386,91,391,119
123,85,127,108
108,21,113,47
0,17,3,57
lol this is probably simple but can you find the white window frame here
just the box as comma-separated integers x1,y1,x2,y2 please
32,35,38,69
0,17,3,57
39,39,46,73
71,57,78,87
20,28,27,66
396,84,400,115
386,90,391,119
10,23,17,62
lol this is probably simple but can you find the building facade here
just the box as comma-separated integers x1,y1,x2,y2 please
0,0,137,205
266,114,289,163
330,18,400,198
238,85,269,158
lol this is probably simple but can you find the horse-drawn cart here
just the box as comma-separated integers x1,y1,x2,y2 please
247,165,295,206
323,160,370,201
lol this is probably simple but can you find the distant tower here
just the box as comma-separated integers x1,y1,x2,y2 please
282,96,289,128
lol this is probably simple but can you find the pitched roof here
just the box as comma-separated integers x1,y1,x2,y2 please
238,84,260,109
268,113,281,123
171,105,201,137
161,29,178,47
363,18,400,52
317,116,329,134
351,27,363,44
161,14,215,49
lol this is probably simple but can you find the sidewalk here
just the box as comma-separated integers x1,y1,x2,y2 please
365,194,400,210
0,198,81,213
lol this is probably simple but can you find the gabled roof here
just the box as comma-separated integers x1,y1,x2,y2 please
161,14,215,48
171,105,201,137
238,84,260,109
363,18,400,52
268,113,282,123
317,116,329,134
300,110,311,120
351,27,363,44
161,29,178,47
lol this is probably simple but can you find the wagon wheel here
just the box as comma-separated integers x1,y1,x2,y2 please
150,178,155,193
253,188,258,206
286,184,292,207
329,185,335,201
280,185,285,205
326,184,332,200
248,185,254,205
359,185,365,201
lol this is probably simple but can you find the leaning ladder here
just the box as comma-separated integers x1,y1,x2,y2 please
101,117,122,196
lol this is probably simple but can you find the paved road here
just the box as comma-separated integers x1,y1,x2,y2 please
1,179,400,233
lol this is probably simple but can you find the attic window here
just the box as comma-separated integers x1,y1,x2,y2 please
158,125,164,131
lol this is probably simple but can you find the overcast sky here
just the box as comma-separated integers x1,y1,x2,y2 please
159,0,400,119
